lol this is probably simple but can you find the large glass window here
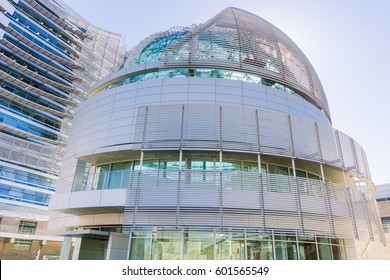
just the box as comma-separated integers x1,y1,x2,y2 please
183,231,214,260
107,162,132,189
94,164,110,190
128,228,345,260
89,156,330,195
215,233,245,260
275,241,298,260
268,165,290,192
151,231,182,260
298,242,318,260
246,240,273,260
93,162,132,190
318,243,332,260
129,231,152,260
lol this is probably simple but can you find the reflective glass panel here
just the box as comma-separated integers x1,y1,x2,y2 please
130,234,151,260
299,242,318,260
95,164,110,190
275,241,298,260
247,240,273,260
183,231,214,260
318,243,332,260
151,231,182,260
215,233,245,260
107,162,131,189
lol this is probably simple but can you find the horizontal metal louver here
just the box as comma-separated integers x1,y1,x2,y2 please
132,104,370,180
123,170,383,243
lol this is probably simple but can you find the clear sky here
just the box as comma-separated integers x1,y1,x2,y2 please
61,0,390,185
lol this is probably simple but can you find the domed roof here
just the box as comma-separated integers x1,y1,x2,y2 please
122,7,330,120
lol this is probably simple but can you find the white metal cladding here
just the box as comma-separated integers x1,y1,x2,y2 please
122,8,330,119
123,170,383,243
133,104,370,179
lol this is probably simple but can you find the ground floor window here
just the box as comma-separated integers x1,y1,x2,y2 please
126,228,345,260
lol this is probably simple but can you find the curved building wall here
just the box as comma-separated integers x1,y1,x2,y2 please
49,7,385,260
50,75,384,260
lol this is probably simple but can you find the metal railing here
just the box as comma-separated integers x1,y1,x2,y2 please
73,169,328,196
384,224,390,233
0,225,57,236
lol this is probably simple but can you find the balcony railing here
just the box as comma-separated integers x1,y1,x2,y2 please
384,224,390,233
0,225,57,236
72,169,345,199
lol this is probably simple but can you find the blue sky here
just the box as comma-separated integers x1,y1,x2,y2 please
61,0,390,185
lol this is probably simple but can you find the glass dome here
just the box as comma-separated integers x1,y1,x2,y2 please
122,7,330,120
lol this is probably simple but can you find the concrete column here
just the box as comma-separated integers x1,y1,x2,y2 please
106,232,130,260
59,236,72,260
71,237,82,260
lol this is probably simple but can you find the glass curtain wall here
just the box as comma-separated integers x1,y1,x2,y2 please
79,156,321,192
128,228,345,260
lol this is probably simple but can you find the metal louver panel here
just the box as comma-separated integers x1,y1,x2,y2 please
123,170,382,243
132,104,370,180
290,115,319,160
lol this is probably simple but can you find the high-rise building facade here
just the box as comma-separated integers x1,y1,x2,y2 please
0,0,126,259
50,7,388,260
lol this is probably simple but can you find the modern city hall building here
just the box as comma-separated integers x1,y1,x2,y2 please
49,7,388,260
0,0,126,259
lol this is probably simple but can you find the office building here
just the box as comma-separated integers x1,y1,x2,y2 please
50,7,388,260
0,0,126,259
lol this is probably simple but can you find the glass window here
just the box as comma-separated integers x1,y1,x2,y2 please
72,160,90,192
298,242,318,260
94,164,110,190
275,241,298,260
247,240,273,260
215,233,245,260
242,161,258,172
221,160,240,171
142,160,159,171
107,162,131,189
130,231,152,260
268,165,290,192
15,170,28,182
18,221,37,234
187,159,215,185
133,160,159,171
13,239,32,250
246,231,272,240
159,161,181,170
316,237,330,244
295,169,307,178
318,243,332,260
332,245,344,260
298,235,315,242
275,233,296,242
190,160,215,171
151,231,182,260
183,231,214,260
308,173,320,180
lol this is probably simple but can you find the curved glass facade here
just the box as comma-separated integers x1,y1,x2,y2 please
105,68,297,97
126,228,345,260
